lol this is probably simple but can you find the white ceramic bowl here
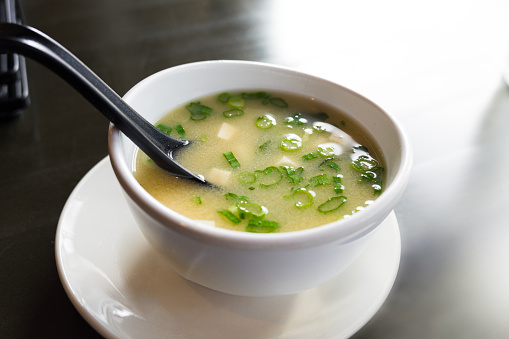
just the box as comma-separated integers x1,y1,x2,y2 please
108,60,412,297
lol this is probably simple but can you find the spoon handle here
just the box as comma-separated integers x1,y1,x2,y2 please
0,22,205,183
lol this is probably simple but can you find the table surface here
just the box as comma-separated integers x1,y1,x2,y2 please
2,0,509,338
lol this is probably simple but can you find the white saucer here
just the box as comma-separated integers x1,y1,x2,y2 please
55,157,401,339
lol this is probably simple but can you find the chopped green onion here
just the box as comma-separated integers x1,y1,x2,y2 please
351,155,379,172
280,134,302,152
269,97,288,108
258,140,272,151
218,209,241,224
256,114,276,129
285,187,315,208
333,175,344,194
223,108,244,118
223,151,241,168
239,171,257,184
318,196,347,213
237,201,267,219
225,192,249,202
246,220,279,233
175,124,186,138
186,102,213,120
284,113,307,126
255,166,282,187
201,134,208,142
191,195,202,205
241,91,270,100
320,159,341,172
309,174,332,187
218,92,230,103
302,152,318,161
156,124,172,134
280,166,304,184
317,146,335,157
227,96,245,108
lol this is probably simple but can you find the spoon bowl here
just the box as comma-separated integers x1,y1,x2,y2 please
0,22,206,184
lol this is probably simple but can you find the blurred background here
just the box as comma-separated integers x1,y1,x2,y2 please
1,0,509,338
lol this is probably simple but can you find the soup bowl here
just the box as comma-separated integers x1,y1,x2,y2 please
108,60,412,297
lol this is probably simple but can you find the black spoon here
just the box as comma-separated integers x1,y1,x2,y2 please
0,22,207,185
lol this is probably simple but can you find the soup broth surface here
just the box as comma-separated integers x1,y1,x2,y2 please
134,91,385,233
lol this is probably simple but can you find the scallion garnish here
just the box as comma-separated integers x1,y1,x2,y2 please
280,166,304,184
156,124,172,134
333,175,344,194
285,113,307,126
223,108,244,118
239,172,257,184
302,152,318,161
191,195,202,205
186,102,213,120
255,166,283,187
281,134,302,152
237,201,267,219
223,151,240,169
246,219,279,233
218,209,241,224
227,96,245,108
225,192,250,202
318,196,347,213
256,114,276,129
351,155,378,172
269,97,288,108
258,140,272,152
320,159,341,172
309,174,332,187
317,146,335,157
175,124,186,138
218,92,230,103
285,187,314,208
241,91,270,100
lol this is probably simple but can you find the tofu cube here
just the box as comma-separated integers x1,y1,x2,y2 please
207,168,231,186
217,122,237,140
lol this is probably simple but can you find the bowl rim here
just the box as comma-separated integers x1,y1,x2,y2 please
108,60,412,250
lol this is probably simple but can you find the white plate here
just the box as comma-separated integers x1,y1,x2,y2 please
56,157,401,339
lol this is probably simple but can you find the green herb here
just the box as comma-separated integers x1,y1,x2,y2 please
309,174,332,187
320,159,341,172
200,134,208,142
191,195,202,205
269,97,288,108
246,219,279,233
284,113,307,126
280,166,304,184
237,201,266,219
239,171,257,184
242,91,270,100
281,134,302,152
256,114,276,129
227,96,245,108
285,187,314,208
302,152,318,161
258,140,272,151
175,124,186,138
318,196,347,213
225,192,249,202
218,92,230,103
223,151,241,169
223,108,244,118
218,209,241,224
156,123,172,134
351,155,379,172
317,146,335,157
255,166,283,187
186,102,213,120
333,175,344,194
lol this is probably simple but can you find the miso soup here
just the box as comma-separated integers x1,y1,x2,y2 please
134,91,385,233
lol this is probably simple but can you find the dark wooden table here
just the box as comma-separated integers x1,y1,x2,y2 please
2,0,509,338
